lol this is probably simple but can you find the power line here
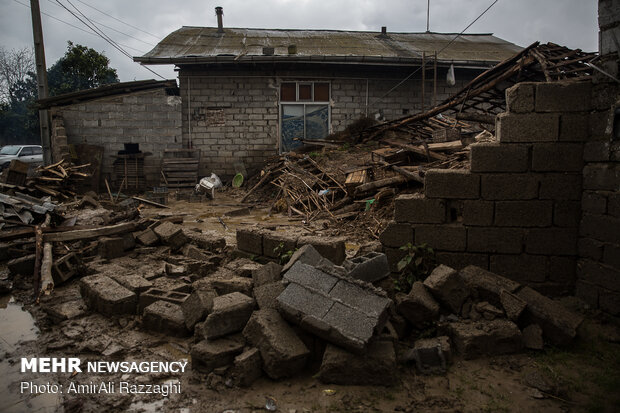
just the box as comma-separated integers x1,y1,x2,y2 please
369,0,501,108
55,0,166,79
45,0,156,47
11,0,146,54
73,0,160,40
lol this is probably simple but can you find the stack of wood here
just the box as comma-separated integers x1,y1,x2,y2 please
31,160,91,199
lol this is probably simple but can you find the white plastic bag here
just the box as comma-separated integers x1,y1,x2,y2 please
447,64,456,86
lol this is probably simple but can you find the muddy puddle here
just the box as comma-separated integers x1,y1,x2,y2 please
0,296,63,413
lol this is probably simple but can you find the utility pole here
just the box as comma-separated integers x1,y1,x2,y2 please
30,0,51,165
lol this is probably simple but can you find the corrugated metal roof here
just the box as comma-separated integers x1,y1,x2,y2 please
135,27,523,66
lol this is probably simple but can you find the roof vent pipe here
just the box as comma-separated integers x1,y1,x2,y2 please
215,7,224,33
381,26,387,35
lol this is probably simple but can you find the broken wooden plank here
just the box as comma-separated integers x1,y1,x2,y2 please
132,196,170,209
382,138,447,161
43,222,137,242
39,243,54,297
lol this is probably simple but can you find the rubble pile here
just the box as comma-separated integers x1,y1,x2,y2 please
64,223,584,388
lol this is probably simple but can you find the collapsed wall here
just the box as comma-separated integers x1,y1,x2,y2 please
381,79,620,313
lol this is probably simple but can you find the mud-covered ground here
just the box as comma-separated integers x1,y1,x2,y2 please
1,199,619,413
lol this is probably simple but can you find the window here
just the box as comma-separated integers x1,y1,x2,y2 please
280,82,330,152
19,147,33,156
31,146,43,155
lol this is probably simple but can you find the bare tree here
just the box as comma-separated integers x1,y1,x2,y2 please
0,47,35,103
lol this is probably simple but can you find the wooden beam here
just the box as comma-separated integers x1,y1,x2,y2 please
43,222,136,242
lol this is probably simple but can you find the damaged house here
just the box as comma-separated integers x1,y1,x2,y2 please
134,7,522,178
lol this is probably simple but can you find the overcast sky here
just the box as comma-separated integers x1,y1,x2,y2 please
1,0,599,82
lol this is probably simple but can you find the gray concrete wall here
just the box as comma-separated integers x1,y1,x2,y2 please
179,67,473,179
59,88,183,187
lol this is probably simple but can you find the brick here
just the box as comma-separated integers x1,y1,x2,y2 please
525,228,578,255
80,275,137,316
494,201,553,227
582,191,607,214
481,174,538,200
583,141,611,162
252,262,283,287
578,259,620,293
435,252,489,270
490,254,549,284
254,281,285,309
580,213,620,243
136,228,159,246
395,282,440,328
242,309,310,379
459,265,521,306
609,193,620,217
297,236,346,264
583,164,620,191
190,338,245,373
318,341,397,386
553,201,581,227
423,265,470,313
470,142,529,172
496,112,559,143
142,301,189,337
230,348,262,387
98,237,125,259
448,320,522,359
407,336,452,374
517,286,583,346
153,221,188,250
379,221,414,248
578,237,604,260
414,225,466,252
531,143,583,172
505,82,534,113
202,292,255,339
462,200,494,226
424,169,480,199
394,194,446,223
236,228,263,255
181,289,216,329
539,173,582,200
535,81,592,112
262,232,298,259
384,247,407,272
467,227,523,254
559,113,590,142
548,256,576,284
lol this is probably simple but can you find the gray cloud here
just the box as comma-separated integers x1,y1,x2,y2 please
0,0,599,83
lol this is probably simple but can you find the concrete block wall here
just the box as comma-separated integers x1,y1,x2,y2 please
180,68,472,179
60,88,183,186
381,81,600,298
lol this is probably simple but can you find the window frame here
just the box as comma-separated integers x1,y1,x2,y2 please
279,81,331,153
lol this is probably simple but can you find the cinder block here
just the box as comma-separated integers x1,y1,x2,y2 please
414,225,466,252
608,193,620,217
494,201,553,227
467,227,523,254
424,169,480,199
535,81,592,112
525,228,578,256
448,320,522,359
143,301,189,337
153,222,188,250
599,288,620,316
575,279,599,309
531,143,583,172
496,112,559,143
98,236,125,259
262,232,298,259
462,200,494,226
394,194,446,223
603,243,620,269
297,236,346,265
505,82,534,113
236,228,263,256
559,113,590,142
490,254,549,284
384,247,407,272
80,275,137,316
481,174,538,200
553,201,581,227
539,173,582,200
582,191,607,214
583,141,611,162
580,213,620,243
578,259,620,292
423,265,470,313
548,256,576,284
583,164,620,191
470,143,529,173
578,237,604,261
379,221,414,248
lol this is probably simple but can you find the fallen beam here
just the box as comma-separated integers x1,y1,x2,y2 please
43,222,136,242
